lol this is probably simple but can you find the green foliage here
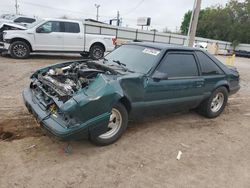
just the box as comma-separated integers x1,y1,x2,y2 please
180,0,250,43
180,10,192,35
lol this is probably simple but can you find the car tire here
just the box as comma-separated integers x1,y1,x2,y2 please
198,87,228,118
10,41,30,59
90,102,128,146
89,44,104,60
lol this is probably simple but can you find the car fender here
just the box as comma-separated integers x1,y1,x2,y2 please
4,32,34,49
67,74,125,124
213,80,229,92
85,34,115,52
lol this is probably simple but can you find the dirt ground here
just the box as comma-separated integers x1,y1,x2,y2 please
0,53,250,188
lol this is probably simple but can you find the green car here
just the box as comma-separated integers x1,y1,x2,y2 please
23,42,240,145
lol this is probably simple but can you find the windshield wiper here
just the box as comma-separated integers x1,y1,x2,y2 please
113,60,126,67
112,60,134,73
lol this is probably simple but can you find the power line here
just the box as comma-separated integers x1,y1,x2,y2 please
20,0,112,18
123,0,145,15
21,1,94,16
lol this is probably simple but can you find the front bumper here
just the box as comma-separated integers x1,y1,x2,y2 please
0,42,7,52
23,88,110,140
229,85,240,95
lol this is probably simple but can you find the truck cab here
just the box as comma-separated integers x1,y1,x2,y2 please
2,18,116,59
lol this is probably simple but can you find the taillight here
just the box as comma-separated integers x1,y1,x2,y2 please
112,38,117,45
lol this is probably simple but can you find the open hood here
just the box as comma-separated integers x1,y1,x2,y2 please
0,22,27,30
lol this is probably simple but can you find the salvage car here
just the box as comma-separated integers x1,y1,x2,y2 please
23,42,240,145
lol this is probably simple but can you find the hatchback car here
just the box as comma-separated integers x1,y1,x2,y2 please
23,42,240,145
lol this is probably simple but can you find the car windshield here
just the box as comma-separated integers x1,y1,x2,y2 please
105,44,163,74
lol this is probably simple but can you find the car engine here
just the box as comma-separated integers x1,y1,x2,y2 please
31,61,114,102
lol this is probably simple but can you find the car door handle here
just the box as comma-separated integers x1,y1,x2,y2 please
57,36,63,38
195,81,204,88
77,36,83,39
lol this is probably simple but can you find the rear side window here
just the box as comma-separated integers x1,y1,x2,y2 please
196,51,223,75
14,17,36,23
158,53,198,78
64,22,80,33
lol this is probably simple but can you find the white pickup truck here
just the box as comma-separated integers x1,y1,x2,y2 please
1,18,116,59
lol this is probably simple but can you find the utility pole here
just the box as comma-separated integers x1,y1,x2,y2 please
94,4,100,21
187,0,201,47
116,11,120,26
15,0,19,15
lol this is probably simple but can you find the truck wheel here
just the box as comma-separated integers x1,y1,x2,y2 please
90,103,128,146
89,44,104,60
10,41,30,59
198,87,228,118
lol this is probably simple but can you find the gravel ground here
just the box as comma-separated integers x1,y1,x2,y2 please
0,54,250,188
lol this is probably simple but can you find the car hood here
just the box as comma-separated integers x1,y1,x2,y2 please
30,59,142,104
0,22,27,30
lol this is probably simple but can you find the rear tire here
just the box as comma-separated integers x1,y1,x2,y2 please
90,103,128,146
89,44,104,60
10,41,30,59
198,87,228,118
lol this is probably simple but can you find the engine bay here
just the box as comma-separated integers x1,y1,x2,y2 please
31,61,115,102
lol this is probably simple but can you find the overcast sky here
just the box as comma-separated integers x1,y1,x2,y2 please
0,0,232,31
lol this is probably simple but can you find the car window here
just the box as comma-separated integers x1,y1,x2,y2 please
64,22,80,33
38,21,62,33
196,51,223,75
14,17,36,23
157,53,199,78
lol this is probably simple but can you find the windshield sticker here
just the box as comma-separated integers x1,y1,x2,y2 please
142,48,160,56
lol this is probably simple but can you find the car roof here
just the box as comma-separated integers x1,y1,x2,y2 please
43,18,82,23
127,42,197,51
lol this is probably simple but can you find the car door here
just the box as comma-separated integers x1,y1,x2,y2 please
63,21,84,51
34,21,64,51
143,51,205,113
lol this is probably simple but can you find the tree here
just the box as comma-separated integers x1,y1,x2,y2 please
180,10,192,35
180,0,250,44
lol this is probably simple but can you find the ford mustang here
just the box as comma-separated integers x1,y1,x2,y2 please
23,42,240,145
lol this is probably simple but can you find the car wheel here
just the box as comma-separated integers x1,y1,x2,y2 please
90,103,128,146
89,44,104,60
10,41,30,59
198,87,228,118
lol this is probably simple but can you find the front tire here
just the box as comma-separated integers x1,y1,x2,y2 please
89,44,104,60
10,41,30,59
90,103,128,146
198,87,228,118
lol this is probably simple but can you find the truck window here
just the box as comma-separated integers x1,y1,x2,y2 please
38,21,63,33
64,22,80,33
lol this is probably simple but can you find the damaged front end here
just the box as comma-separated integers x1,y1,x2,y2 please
23,60,120,140
0,23,26,51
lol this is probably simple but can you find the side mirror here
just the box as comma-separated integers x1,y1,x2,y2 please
36,27,50,33
152,71,168,82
